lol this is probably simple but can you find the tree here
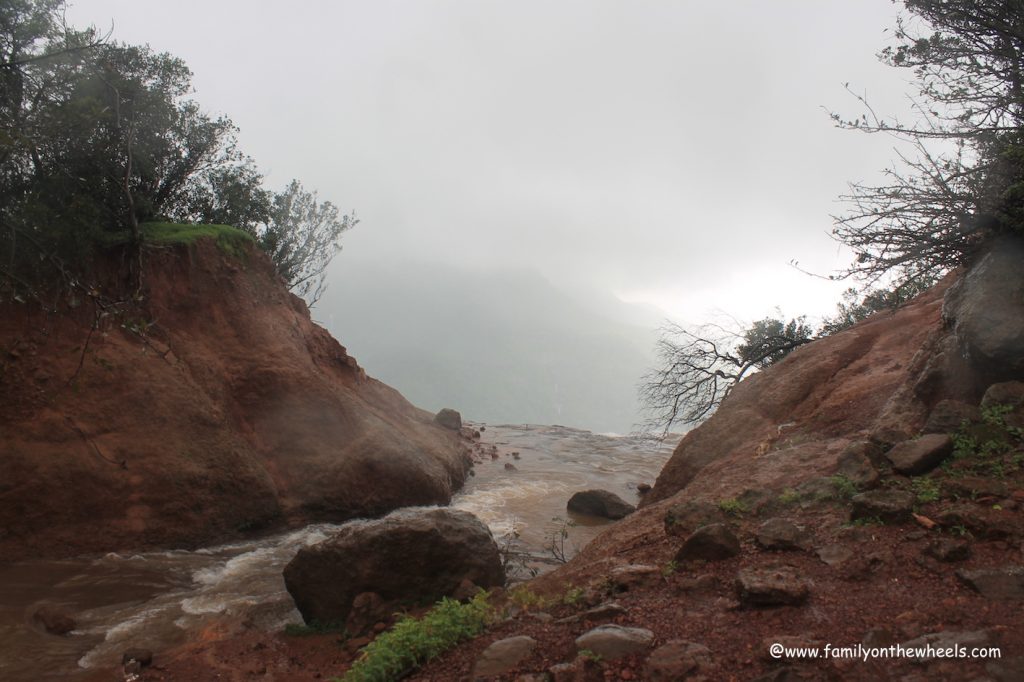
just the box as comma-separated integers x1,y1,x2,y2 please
833,0,1024,286
257,180,356,305
638,315,813,437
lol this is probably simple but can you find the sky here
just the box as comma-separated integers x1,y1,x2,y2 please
68,0,915,324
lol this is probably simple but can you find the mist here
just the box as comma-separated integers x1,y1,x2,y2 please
68,0,916,431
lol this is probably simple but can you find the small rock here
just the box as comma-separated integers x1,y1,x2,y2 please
433,408,463,430
505,462,518,471
938,503,1021,539
575,624,654,660
637,483,652,495
850,489,916,523
474,636,537,677
760,635,821,661
924,538,971,562
645,640,713,680
885,434,954,475
580,602,627,623
816,544,854,567
452,578,481,602
663,500,726,538
32,606,76,636
675,523,740,562
956,565,1024,599
735,566,809,607
981,381,1024,409
608,564,661,592
923,400,982,434
834,445,881,488
942,477,1009,499
346,592,387,636
346,636,372,653
900,630,993,661
755,518,810,551
567,490,636,520
122,648,153,667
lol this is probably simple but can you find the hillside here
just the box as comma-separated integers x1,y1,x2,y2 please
0,236,471,561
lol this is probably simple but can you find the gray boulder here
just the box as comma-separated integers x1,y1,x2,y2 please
474,636,537,677
283,508,504,625
884,434,954,475
567,489,635,520
575,624,654,660
943,235,1024,378
675,523,741,562
663,500,726,538
956,565,1024,600
736,566,810,607
434,408,463,430
850,489,916,523
756,518,810,551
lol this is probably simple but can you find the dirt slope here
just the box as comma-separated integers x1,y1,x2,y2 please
0,239,470,561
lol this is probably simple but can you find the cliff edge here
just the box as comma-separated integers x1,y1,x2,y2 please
0,238,470,561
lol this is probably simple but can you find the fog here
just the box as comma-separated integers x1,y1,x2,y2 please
69,1,917,431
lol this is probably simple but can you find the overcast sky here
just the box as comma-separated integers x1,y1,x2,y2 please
69,0,915,324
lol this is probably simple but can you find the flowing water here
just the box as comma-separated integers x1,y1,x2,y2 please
0,424,672,680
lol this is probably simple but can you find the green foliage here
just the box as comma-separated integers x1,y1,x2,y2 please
0,1,354,305
284,620,348,637
661,560,679,578
911,477,941,505
140,222,253,258
737,316,814,369
778,488,801,505
944,404,1023,478
847,515,885,527
828,474,858,500
717,497,747,517
562,586,586,606
507,586,551,612
341,593,493,682
820,277,939,335
578,649,603,663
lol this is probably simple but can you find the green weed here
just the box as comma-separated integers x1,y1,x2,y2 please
341,592,493,682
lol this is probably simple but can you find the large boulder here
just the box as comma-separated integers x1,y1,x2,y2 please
943,236,1024,380
433,408,463,431
283,508,504,625
567,490,635,520
885,434,954,475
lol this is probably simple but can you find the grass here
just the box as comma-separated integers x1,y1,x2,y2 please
340,592,493,682
141,222,254,258
717,497,748,517
778,488,801,505
942,403,1024,478
828,474,859,500
912,476,941,505
507,586,552,612
562,586,586,606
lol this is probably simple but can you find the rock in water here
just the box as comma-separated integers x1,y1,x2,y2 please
567,489,636,520
434,408,463,431
283,508,504,625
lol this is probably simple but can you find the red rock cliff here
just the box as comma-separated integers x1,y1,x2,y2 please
0,239,470,560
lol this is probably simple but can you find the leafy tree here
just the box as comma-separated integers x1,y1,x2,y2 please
1,1,356,305
833,0,1024,286
257,180,356,305
819,275,940,335
639,315,813,437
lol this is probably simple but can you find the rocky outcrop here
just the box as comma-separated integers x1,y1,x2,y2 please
0,239,471,560
282,507,504,626
567,490,636,520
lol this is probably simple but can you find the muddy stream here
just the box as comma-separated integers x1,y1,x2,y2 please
0,424,673,680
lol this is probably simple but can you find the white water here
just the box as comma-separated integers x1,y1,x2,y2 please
0,424,672,680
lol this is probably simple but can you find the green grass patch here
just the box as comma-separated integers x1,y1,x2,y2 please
911,477,941,505
777,488,801,505
142,222,254,258
828,474,859,500
340,593,493,682
717,497,748,517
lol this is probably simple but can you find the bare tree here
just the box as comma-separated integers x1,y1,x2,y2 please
832,0,1024,286
638,316,813,438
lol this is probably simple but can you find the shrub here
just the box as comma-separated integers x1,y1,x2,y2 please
341,592,493,682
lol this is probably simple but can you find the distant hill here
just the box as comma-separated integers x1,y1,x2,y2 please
317,260,661,433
